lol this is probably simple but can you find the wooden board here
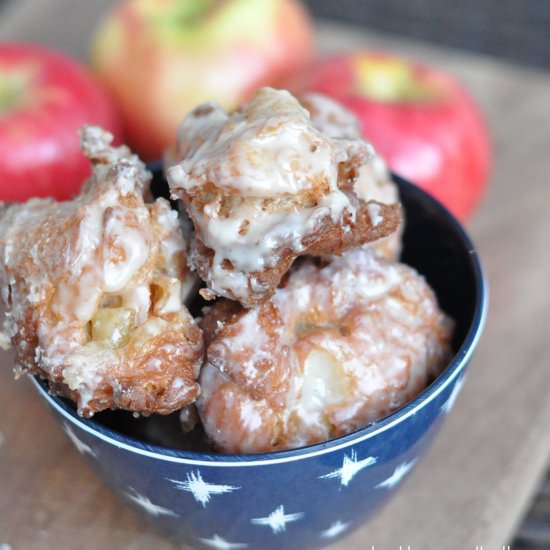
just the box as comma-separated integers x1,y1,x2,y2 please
1,2,550,548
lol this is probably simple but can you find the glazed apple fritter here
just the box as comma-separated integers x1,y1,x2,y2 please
167,87,402,307
198,247,453,454
0,127,203,417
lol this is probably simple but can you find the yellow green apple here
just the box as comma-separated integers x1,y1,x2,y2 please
92,0,314,160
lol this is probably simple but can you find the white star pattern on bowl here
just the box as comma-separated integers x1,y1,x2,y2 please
167,470,240,507
376,459,418,490
320,520,350,539
124,488,177,517
63,423,97,458
441,376,466,415
319,449,377,487
198,534,248,549
251,505,304,534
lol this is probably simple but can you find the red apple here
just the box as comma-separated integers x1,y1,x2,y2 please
292,52,491,221
0,43,123,202
91,0,314,161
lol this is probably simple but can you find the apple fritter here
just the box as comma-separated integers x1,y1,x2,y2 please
167,87,402,307
197,247,453,453
0,126,203,417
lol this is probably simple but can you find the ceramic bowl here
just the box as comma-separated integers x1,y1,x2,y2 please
32,174,487,550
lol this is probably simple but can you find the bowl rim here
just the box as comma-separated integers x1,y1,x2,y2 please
32,175,488,467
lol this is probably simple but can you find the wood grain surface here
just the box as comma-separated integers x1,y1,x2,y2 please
1,2,550,549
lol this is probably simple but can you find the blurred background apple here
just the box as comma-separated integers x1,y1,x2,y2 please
92,0,314,161
292,52,492,221
0,43,123,202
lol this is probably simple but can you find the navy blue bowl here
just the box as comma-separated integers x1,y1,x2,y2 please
32,174,487,550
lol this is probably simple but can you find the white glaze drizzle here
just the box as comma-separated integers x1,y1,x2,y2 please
168,88,395,300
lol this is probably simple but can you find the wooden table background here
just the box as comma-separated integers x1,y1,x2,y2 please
1,1,550,549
